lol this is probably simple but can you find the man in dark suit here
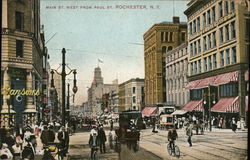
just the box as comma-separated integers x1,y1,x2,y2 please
98,126,106,153
21,135,36,160
57,126,69,156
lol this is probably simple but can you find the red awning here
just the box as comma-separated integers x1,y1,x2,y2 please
246,96,248,112
141,107,157,116
181,100,204,112
245,70,249,81
211,96,239,113
213,71,238,85
185,71,239,90
185,79,201,89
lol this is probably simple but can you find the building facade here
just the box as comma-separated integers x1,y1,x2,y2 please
1,0,48,127
165,43,189,108
184,0,249,123
118,78,145,112
144,17,187,106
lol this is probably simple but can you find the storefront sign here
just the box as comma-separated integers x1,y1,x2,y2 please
1,85,40,96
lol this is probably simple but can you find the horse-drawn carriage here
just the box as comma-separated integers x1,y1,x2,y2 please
115,110,141,152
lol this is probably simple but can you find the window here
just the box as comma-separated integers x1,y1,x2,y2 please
162,46,167,54
232,46,237,64
132,87,136,94
133,96,136,103
165,32,169,42
220,83,238,97
15,11,24,30
169,32,173,42
231,1,235,12
194,41,197,55
181,32,186,41
231,21,236,39
190,63,193,74
212,31,216,48
198,60,201,73
213,54,217,69
203,13,206,27
168,46,173,51
207,10,211,25
194,61,197,74
141,87,144,94
226,49,230,65
190,43,193,56
208,34,211,49
220,27,224,43
219,1,223,18
190,89,202,100
16,40,24,57
208,56,212,70
204,57,207,72
246,19,250,38
189,23,192,35
212,6,216,22
198,39,201,53
225,24,229,41
197,17,200,31
225,1,229,15
220,51,224,67
203,36,207,51
193,19,196,33
161,32,164,42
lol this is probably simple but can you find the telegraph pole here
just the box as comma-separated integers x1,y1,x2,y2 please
67,83,70,122
61,48,66,126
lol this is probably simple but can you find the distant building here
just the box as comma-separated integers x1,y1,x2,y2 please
118,78,145,112
184,0,249,123
144,17,187,106
165,43,189,108
87,67,118,116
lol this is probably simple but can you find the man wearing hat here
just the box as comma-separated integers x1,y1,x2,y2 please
21,135,37,160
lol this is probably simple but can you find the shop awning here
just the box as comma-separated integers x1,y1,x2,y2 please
171,110,187,115
181,99,204,112
245,70,249,81
246,96,248,112
213,71,238,85
141,107,157,116
211,96,239,113
185,71,239,90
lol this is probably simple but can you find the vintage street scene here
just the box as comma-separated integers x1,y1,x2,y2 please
0,0,249,160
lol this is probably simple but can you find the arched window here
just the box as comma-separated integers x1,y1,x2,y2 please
168,46,173,51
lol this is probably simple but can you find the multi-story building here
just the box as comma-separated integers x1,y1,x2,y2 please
87,67,118,116
1,0,47,127
118,78,144,112
144,17,187,106
184,0,249,124
165,43,189,108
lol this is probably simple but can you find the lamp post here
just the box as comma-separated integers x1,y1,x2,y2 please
203,84,216,131
50,48,78,127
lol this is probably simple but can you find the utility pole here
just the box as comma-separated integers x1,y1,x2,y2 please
61,48,66,126
67,83,70,122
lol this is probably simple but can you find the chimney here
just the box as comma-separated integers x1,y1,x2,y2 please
173,16,180,24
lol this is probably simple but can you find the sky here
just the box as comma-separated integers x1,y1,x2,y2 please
40,0,189,105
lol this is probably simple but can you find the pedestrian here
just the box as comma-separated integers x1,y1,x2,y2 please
98,126,107,154
0,143,13,159
34,123,40,137
231,118,237,132
40,126,50,145
2,132,15,156
57,126,70,157
48,125,55,143
110,120,113,131
186,123,193,147
240,117,246,131
21,135,37,160
236,119,241,130
218,118,223,129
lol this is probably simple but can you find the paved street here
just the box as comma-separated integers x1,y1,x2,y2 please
67,127,247,160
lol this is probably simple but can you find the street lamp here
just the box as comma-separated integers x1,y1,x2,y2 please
203,84,216,132
50,48,78,127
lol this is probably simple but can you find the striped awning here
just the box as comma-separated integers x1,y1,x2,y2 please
181,99,204,112
141,107,157,116
211,96,239,113
185,71,239,90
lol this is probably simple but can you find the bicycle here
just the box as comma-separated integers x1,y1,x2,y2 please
91,147,99,160
167,141,180,158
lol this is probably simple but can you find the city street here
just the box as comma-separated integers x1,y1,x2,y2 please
67,127,248,160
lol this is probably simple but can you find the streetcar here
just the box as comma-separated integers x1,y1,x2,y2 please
158,106,175,129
